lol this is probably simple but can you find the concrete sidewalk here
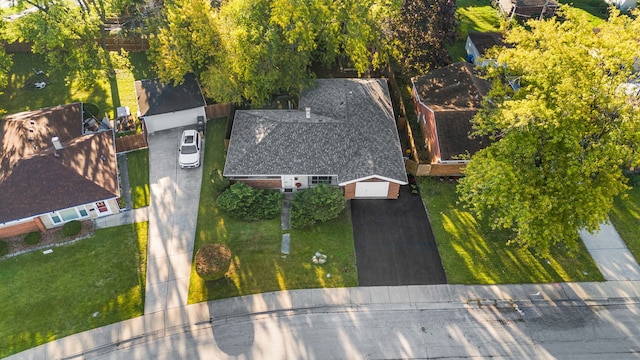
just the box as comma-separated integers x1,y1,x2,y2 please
8,281,640,360
94,207,149,229
580,222,640,281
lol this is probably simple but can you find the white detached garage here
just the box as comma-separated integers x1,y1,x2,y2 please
135,73,206,134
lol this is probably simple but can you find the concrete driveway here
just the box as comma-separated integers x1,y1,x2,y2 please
351,185,447,286
145,127,204,314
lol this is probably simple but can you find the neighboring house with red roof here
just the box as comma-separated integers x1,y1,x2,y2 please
411,62,491,176
0,103,120,238
224,78,408,199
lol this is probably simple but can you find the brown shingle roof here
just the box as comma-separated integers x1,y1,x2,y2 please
412,62,490,112
0,104,118,223
412,62,492,161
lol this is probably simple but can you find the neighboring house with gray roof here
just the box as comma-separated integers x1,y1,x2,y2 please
0,103,119,238
224,78,408,199
411,62,491,176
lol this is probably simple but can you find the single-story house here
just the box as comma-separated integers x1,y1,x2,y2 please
135,73,207,134
499,0,558,19
224,78,408,199
0,103,120,238
411,62,491,176
465,32,504,67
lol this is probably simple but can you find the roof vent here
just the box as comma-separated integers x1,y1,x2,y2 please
51,137,63,150
305,107,311,119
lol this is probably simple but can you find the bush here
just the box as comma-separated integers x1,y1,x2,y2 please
62,220,82,236
24,232,42,245
291,184,345,228
210,168,231,193
0,240,7,256
195,244,232,281
217,182,281,221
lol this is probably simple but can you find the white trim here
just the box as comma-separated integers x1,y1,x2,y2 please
0,216,37,229
339,175,407,186
439,159,470,164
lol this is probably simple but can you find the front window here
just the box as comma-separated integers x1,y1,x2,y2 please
310,176,334,185
51,214,62,224
59,208,79,221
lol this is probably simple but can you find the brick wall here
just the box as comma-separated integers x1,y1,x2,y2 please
0,220,41,238
236,179,282,189
344,183,356,200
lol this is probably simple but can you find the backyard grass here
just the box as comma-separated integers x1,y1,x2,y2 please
609,184,640,263
127,149,150,209
418,177,604,284
449,0,502,62
188,118,358,303
0,52,153,118
0,222,148,358
0,53,113,115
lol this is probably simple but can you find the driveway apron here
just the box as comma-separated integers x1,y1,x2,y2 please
145,128,203,314
351,185,447,286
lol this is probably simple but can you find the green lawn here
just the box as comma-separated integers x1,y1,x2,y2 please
449,0,502,62
188,119,357,303
0,53,113,115
418,177,603,284
127,149,150,209
609,184,640,263
0,52,153,118
0,222,148,358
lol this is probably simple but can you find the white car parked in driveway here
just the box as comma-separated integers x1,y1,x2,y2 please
178,129,201,168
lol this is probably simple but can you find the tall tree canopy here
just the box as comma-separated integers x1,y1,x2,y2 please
150,0,402,105
458,7,640,255
392,0,456,75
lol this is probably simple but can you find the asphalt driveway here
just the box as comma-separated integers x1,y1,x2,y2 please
351,185,447,286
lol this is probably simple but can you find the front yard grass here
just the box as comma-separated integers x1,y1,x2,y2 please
127,149,150,209
0,222,148,358
418,177,604,284
188,118,357,303
609,184,640,263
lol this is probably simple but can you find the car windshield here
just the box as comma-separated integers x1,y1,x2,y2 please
181,145,198,154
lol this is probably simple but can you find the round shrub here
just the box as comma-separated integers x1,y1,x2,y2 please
217,182,281,221
62,220,82,237
24,231,42,245
0,240,7,256
291,184,345,228
195,244,232,281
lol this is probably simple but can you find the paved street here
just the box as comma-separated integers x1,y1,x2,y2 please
9,282,640,359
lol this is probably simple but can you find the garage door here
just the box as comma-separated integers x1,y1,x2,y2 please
355,182,389,198
145,108,201,133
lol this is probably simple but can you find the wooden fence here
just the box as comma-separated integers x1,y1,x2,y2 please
205,103,232,119
116,132,148,154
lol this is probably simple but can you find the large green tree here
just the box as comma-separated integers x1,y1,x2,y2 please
392,0,457,75
458,7,640,255
150,0,401,105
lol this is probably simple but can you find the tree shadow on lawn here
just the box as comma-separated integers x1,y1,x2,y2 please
419,178,603,284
